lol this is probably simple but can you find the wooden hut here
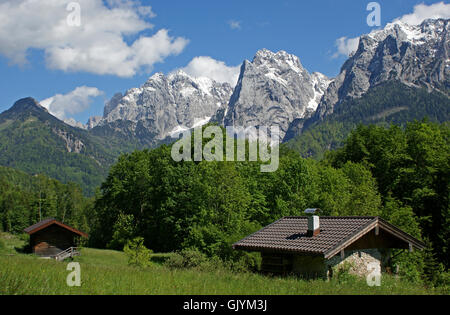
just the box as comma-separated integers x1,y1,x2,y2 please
233,215,425,279
24,218,88,258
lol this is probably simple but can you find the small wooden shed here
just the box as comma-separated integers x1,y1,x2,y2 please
233,216,425,279
24,218,88,257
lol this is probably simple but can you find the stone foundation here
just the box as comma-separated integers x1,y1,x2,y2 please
327,249,387,278
269,249,391,279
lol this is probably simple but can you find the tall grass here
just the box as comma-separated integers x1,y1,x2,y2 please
0,233,446,295
0,251,446,295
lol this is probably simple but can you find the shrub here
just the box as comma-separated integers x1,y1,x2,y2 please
227,252,261,273
164,252,185,269
393,251,424,284
165,248,262,273
123,237,153,268
436,272,450,290
0,238,5,251
334,262,359,284
165,249,211,270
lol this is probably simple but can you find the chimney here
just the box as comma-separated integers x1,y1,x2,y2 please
305,208,320,237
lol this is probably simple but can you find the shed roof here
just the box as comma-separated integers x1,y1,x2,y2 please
24,218,88,238
233,217,425,259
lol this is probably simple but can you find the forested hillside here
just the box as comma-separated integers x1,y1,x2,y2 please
0,98,140,195
0,166,92,234
287,82,450,158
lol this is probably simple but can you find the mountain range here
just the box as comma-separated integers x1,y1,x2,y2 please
0,18,448,194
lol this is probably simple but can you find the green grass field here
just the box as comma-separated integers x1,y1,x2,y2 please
0,233,447,295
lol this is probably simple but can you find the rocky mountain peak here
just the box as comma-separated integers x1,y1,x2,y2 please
363,18,448,47
252,49,309,79
314,18,449,120
10,97,48,114
223,49,328,140
92,71,233,145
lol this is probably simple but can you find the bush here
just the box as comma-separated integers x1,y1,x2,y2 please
164,248,263,273
0,238,5,251
393,251,424,284
164,249,229,272
164,252,185,269
18,233,29,242
436,272,450,290
227,252,262,273
165,249,208,270
334,262,359,284
123,237,153,268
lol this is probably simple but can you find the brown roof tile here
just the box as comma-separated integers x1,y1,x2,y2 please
24,218,88,237
233,216,425,258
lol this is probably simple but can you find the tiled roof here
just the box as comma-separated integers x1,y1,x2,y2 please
233,216,424,258
24,218,56,233
24,218,88,237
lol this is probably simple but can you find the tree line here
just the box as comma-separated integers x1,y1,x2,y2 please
0,167,91,234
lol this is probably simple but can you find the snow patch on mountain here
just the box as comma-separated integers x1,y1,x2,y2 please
223,49,328,140
92,70,233,143
308,72,332,111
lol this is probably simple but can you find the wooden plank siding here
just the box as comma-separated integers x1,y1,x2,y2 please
30,225,78,257
261,253,293,275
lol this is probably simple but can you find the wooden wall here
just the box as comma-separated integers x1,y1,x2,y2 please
30,225,77,257
261,253,294,275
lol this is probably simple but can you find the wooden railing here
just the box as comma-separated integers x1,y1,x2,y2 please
54,247,80,261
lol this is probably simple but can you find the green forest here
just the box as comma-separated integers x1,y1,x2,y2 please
287,82,450,159
0,167,91,234
0,120,448,287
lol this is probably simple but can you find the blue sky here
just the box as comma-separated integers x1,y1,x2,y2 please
0,0,448,124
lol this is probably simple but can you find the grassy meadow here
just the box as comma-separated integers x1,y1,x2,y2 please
0,233,447,295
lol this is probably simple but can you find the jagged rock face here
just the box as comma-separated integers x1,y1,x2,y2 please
315,18,449,119
64,118,87,130
223,49,330,140
86,116,102,129
97,71,233,142
52,128,85,153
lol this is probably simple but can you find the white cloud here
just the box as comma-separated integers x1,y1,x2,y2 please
180,56,241,86
40,86,104,121
333,37,360,58
332,2,450,59
228,20,242,30
0,0,189,77
394,2,450,25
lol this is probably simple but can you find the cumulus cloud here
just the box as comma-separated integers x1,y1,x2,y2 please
332,2,450,59
180,56,241,86
0,0,189,77
394,2,450,25
40,86,104,121
332,37,360,59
